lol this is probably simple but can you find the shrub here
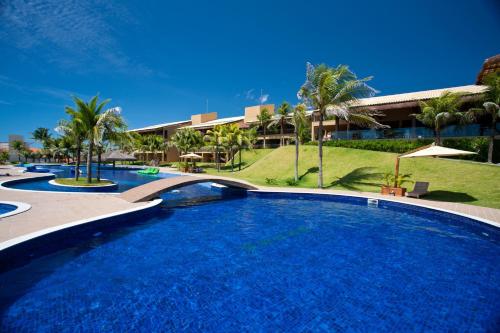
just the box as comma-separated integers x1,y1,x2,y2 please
305,138,500,163
265,177,277,185
285,178,299,186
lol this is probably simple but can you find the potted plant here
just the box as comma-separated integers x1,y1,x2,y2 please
380,173,412,197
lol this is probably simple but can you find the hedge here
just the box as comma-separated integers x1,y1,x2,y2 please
305,138,500,163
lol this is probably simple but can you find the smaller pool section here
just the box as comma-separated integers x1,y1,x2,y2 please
0,203,16,216
3,164,179,193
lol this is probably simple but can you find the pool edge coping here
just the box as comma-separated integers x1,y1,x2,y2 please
250,189,500,229
0,201,31,219
0,198,163,252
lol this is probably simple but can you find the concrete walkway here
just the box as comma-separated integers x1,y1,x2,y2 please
0,171,148,243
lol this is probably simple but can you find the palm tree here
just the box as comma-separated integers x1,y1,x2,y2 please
32,127,51,147
268,102,291,146
220,124,241,172
204,125,224,171
65,95,120,183
468,72,500,163
257,107,272,148
170,128,203,169
298,63,377,188
290,104,308,182
239,127,257,171
93,109,126,180
11,140,25,162
414,91,468,145
145,135,166,166
56,119,85,179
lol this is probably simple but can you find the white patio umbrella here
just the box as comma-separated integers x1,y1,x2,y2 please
179,153,202,159
393,143,476,187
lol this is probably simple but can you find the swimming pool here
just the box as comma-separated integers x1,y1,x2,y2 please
2,165,179,192
0,203,16,216
0,192,498,331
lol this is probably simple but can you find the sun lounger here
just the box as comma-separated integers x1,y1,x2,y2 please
137,167,159,175
406,181,429,199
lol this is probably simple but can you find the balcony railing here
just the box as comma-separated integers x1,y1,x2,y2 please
330,124,500,140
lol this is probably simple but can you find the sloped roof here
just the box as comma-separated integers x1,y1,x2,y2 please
476,54,500,84
351,85,488,108
183,116,244,129
129,120,191,132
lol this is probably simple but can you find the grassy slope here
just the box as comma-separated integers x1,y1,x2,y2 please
204,146,500,209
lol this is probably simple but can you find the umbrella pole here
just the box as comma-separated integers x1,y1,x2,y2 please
394,156,400,188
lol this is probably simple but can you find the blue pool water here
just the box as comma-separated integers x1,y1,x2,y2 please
0,204,16,216
0,193,499,332
3,165,179,192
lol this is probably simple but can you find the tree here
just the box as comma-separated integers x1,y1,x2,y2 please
204,125,224,172
290,104,308,182
170,128,203,169
414,91,468,145
56,119,85,180
268,102,291,146
298,63,377,188
32,127,51,146
220,124,243,172
257,107,272,148
0,151,9,164
145,135,166,166
239,127,257,171
65,95,120,183
468,72,500,163
11,140,26,162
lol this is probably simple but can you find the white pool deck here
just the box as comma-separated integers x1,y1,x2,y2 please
0,167,499,248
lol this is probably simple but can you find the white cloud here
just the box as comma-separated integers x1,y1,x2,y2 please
259,94,269,104
0,0,151,75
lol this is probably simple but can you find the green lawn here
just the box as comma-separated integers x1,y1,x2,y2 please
202,146,500,209
55,178,114,187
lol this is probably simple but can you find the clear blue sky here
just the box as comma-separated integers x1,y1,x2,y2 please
1,0,499,143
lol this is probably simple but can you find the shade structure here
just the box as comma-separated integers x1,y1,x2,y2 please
104,151,137,162
393,143,476,188
400,144,477,159
179,153,202,159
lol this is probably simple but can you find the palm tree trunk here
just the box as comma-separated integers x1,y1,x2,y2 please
488,124,495,163
87,142,93,183
216,145,220,172
231,148,234,172
75,143,81,181
295,130,299,182
318,112,324,188
436,129,441,145
97,149,102,182
280,120,284,147
239,148,242,171
263,126,267,149
335,116,340,140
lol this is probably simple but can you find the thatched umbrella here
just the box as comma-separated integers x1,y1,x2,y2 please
104,151,137,168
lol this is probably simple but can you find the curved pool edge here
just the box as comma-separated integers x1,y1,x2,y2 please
250,189,500,230
0,174,121,195
0,201,31,219
48,179,118,191
0,198,163,264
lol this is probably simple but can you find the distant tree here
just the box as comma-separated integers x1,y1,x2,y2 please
289,104,308,182
11,140,26,162
468,72,500,163
414,91,468,145
257,107,272,149
204,125,224,171
32,127,52,146
170,128,203,169
0,151,9,164
268,101,291,146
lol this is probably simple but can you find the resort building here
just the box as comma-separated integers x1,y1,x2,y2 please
130,54,499,162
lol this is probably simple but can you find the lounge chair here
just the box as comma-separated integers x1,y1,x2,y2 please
406,182,430,199
137,167,159,175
